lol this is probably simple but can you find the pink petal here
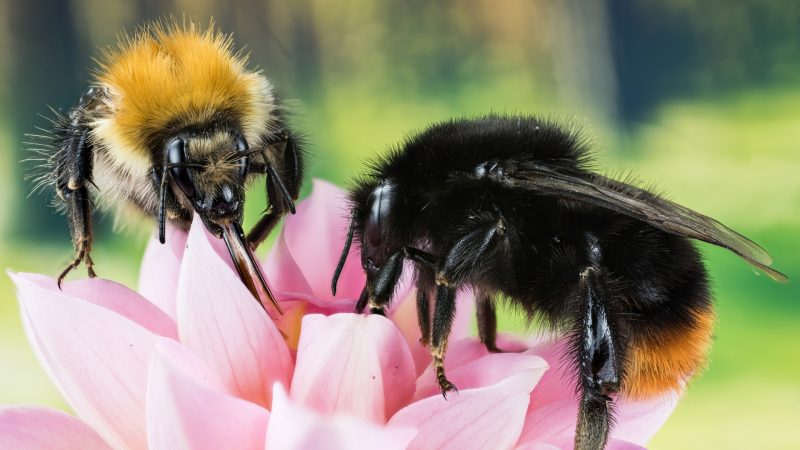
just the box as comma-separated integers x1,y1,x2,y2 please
263,230,315,298
138,222,188,320
388,371,539,450
176,219,293,408
526,339,573,408
0,406,111,450
10,271,160,449
146,339,270,450
519,339,680,447
268,179,365,302
514,443,561,450
414,351,547,401
611,392,680,445
517,399,578,444
290,313,416,422
266,385,416,450
516,438,645,450
413,335,531,396
19,273,177,339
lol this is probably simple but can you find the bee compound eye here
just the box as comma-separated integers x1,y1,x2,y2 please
167,138,195,198
235,135,248,153
235,135,249,178
364,182,395,266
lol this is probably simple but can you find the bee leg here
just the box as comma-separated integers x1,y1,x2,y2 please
248,134,303,248
57,182,95,286
477,295,501,353
247,164,286,248
431,283,457,396
273,132,303,212
354,285,369,313
416,289,432,347
430,223,505,397
246,207,282,249
56,119,96,287
574,265,620,450
367,250,405,315
403,246,439,270
404,250,437,346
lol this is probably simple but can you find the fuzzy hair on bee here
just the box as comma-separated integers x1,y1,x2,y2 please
26,20,305,314
331,114,786,450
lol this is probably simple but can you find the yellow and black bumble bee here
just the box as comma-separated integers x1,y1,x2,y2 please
29,21,303,313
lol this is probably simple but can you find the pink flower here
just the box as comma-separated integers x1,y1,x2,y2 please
3,180,678,449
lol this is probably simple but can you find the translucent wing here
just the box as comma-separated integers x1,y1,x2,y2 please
511,165,788,282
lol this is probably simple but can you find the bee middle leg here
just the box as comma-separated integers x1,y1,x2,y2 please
416,289,432,347
402,247,439,346
476,295,501,353
430,222,506,396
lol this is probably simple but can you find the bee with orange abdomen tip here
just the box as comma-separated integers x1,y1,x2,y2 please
332,115,787,450
27,21,304,314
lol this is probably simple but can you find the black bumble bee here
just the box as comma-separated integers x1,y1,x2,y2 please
332,115,787,450
28,21,303,313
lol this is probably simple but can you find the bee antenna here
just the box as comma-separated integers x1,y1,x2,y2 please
332,209,357,296
158,165,169,244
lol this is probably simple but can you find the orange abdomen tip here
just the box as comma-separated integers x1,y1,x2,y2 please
624,307,716,399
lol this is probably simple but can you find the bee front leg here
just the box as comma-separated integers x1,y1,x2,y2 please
366,250,405,315
55,117,96,287
355,285,369,313
58,185,95,286
248,133,303,249
574,265,621,450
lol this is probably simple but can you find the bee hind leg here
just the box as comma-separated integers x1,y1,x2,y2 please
574,265,621,450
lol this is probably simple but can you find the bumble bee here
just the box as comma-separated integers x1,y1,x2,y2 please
28,21,303,314
331,115,787,450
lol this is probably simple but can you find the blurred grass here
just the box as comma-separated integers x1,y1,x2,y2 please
1,86,798,449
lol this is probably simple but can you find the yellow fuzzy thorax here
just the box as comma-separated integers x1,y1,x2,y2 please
91,21,273,176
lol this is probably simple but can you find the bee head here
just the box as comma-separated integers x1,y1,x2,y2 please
164,128,252,237
362,182,398,288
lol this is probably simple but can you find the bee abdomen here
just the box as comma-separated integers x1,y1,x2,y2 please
624,304,716,399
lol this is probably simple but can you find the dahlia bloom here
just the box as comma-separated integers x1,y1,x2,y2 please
2,180,678,449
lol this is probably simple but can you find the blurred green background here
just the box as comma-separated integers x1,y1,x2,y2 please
0,0,798,448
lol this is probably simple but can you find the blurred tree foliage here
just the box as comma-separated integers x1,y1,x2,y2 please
1,0,798,241
609,0,800,121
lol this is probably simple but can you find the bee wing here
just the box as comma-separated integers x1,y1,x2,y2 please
511,166,788,282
